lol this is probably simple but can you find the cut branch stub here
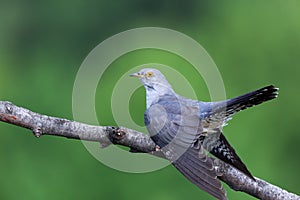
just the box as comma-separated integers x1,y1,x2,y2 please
32,123,43,138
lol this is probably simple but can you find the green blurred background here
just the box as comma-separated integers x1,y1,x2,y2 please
1,1,300,200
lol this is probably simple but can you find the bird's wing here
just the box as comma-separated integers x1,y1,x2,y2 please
145,95,227,200
145,94,202,148
171,145,227,200
200,85,278,123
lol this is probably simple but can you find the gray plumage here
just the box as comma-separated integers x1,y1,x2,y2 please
131,68,278,200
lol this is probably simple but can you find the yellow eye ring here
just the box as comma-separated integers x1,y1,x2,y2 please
146,71,153,77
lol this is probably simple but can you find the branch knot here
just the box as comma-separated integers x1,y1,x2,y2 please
5,102,13,114
107,126,126,143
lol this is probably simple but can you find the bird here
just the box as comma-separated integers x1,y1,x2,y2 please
130,68,278,200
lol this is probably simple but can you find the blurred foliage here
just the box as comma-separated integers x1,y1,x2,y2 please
0,1,300,200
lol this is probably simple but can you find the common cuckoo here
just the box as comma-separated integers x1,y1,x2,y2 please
130,68,278,200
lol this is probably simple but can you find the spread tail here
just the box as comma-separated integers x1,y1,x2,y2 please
203,85,278,120
224,85,278,115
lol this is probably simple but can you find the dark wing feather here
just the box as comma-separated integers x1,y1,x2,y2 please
172,145,227,200
201,132,255,180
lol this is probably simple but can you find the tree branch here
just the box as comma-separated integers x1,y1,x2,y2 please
0,101,298,200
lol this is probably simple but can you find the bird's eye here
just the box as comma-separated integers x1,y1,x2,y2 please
146,71,153,77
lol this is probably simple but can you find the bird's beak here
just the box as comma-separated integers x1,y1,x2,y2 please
130,73,144,78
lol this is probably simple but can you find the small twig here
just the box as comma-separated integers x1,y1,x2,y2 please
0,101,299,200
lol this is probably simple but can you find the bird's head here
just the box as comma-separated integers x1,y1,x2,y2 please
130,68,174,94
